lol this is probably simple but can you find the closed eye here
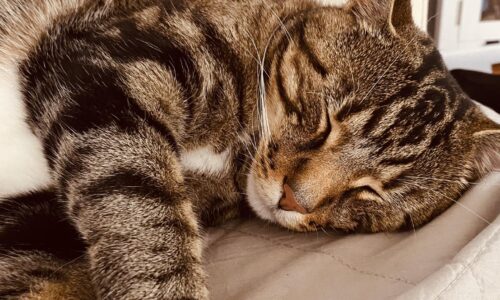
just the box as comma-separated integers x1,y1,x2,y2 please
298,114,332,151
342,185,383,200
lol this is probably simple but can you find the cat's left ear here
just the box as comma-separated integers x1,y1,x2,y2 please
346,0,414,34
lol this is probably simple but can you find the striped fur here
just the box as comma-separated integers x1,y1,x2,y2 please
0,0,499,299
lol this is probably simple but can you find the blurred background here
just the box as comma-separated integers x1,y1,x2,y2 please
321,0,500,75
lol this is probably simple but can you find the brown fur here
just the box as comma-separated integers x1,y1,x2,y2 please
0,0,498,299
21,262,94,300
245,0,499,233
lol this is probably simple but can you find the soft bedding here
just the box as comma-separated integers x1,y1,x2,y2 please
204,105,500,300
0,0,498,297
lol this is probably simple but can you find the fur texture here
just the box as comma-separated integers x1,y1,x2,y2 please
0,0,499,299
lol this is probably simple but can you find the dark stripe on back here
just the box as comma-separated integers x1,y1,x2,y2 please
192,13,247,127
400,212,416,231
42,16,201,122
0,190,86,260
38,59,179,162
22,16,188,164
111,19,201,121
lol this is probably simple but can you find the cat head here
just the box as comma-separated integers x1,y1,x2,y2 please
246,0,500,232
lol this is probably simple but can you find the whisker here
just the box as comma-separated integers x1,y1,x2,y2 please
402,181,492,226
51,253,87,276
406,175,500,187
260,0,293,44
397,200,417,239
432,189,492,226
255,14,289,144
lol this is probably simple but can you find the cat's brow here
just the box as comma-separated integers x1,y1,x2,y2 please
298,111,332,151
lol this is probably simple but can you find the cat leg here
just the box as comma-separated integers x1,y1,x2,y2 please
0,251,94,300
53,127,207,300
0,190,93,300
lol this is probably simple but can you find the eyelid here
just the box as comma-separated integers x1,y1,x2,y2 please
297,113,332,151
343,186,376,196
342,185,384,201
350,177,385,198
360,185,383,198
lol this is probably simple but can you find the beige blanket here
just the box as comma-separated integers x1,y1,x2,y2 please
204,171,500,300
204,102,500,299
200,1,500,297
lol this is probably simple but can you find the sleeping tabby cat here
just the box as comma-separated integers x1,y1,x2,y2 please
0,0,499,299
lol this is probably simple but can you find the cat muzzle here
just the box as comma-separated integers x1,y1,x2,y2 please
278,183,307,214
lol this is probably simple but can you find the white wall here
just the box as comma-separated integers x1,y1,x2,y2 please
317,0,430,31
411,0,430,31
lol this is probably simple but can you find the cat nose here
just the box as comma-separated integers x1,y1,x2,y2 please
278,183,307,214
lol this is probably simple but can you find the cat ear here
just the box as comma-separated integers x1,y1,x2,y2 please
346,0,414,33
391,0,414,28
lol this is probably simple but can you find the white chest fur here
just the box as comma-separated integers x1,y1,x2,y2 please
0,63,52,197
180,146,231,176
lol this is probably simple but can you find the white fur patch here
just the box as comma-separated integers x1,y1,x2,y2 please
246,172,277,222
0,63,52,197
180,146,230,175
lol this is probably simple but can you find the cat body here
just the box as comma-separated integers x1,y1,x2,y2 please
0,1,311,298
0,0,499,299
0,0,298,224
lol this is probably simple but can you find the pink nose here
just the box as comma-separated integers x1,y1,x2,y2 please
279,183,307,214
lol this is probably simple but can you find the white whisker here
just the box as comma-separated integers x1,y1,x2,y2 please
401,181,492,226
433,189,492,225
406,175,500,187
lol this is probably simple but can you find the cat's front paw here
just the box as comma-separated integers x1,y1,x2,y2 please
103,266,209,300
95,270,209,300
